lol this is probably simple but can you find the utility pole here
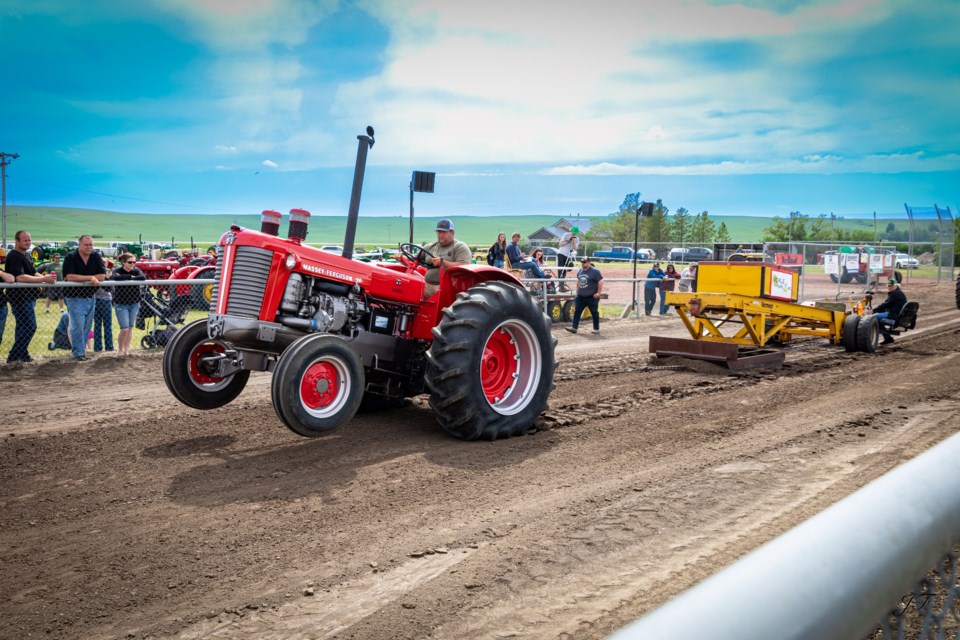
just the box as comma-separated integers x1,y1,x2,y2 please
1,152,19,247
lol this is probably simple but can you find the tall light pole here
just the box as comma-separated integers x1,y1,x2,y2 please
1,152,19,247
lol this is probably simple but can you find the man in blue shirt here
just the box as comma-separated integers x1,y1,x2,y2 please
505,233,546,279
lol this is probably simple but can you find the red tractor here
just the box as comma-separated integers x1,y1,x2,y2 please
162,128,557,440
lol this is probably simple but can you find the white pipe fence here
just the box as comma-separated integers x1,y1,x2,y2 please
608,432,960,640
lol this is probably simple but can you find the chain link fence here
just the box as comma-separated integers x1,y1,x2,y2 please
0,280,213,361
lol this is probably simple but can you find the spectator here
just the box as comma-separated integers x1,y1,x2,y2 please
421,218,472,299
660,263,681,315
42,253,66,313
109,252,146,356
680,262,698,292
528,247,557,294
564,256,603,335
488,232,507,268
93,282,114,353
62,234,107,361
557,226,580,292
505,233,547,280
644,262,665,316
5,230,57,363
870,278,907,345
0,270,14,348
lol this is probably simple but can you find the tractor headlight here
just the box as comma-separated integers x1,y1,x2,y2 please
285,253,297,270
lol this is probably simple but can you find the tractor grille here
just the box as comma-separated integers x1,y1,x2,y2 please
224,246,273,318
209,247,223,306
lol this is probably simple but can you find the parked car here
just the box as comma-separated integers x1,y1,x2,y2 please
894,253,919,269
592,246,641,263
319,245,344,253
667,247,713,262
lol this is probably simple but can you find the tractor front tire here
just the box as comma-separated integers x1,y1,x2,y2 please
271,334,364,437
842,314,860,352
162,319,250,409
426,281,557,440
856,314,879,353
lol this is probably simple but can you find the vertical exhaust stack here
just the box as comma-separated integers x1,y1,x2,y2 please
260,209,282,236
342,125,375,261
288,208,311,244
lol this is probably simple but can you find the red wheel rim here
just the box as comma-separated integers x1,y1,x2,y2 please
482,327,519,404
189,343,225,384
300,361,342,410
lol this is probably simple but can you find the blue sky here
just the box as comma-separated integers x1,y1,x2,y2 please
2,0,958,220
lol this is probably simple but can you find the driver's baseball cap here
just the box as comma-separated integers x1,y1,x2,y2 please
435,218,454,232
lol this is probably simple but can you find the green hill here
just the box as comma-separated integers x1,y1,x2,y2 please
2,205,816,247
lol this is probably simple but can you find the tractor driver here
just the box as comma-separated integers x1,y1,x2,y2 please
421,218,472,299
869,278,907,345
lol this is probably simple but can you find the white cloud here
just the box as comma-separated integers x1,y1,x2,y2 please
262,159,279,168
543,151,960,176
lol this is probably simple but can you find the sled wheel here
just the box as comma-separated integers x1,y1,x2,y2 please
561,300,574,323
842,314,860,352
548,301,563,324
856,314,879,353
426,281,557,441
162,319,250,409
271,334,364,437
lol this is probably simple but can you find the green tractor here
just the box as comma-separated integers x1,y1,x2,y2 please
31,241,73,263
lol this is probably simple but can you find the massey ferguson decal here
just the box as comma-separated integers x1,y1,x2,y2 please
302,262,364,285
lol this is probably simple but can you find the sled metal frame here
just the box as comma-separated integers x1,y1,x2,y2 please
649,292,848,369
665,292,847,348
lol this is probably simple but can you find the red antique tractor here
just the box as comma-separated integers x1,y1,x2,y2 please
162,128,556,440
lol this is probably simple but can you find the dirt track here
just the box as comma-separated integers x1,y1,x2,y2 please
2,280,959,639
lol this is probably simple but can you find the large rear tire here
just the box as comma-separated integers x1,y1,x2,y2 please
842,314,860,352
162,319,250,409
856,314,879,353
426,281,556,440
271,334,364,437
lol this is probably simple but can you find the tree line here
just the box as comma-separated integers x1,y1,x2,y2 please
587,193,955,258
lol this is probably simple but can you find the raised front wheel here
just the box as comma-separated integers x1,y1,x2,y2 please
427,281,556,440
271,334,364,437
162,319,250,409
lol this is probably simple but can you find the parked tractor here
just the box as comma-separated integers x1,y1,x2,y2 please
162,128,557,439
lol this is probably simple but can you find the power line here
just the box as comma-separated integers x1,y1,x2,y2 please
1,152,20,246
12,176,251,216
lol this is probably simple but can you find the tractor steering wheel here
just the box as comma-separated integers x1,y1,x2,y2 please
398,242,435,273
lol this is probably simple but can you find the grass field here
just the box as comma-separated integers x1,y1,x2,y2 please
0,204,826,248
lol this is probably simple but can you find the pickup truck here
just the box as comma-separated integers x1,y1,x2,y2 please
667,246,714,262
592,246,654,263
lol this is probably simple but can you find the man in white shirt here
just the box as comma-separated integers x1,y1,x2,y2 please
557,226,580,292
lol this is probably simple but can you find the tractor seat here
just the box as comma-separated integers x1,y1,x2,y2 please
894,301,919,331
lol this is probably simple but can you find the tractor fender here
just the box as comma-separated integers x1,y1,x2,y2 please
436,264,523,311
186,265,216,280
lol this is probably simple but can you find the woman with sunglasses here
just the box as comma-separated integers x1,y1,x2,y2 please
108,253,146,355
